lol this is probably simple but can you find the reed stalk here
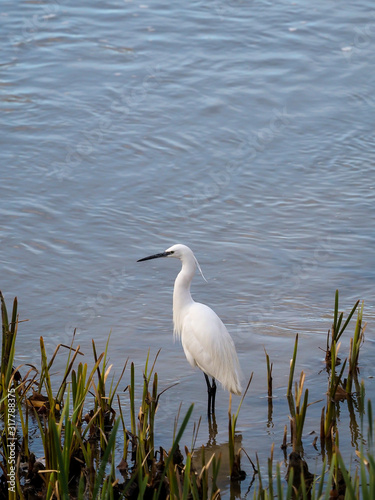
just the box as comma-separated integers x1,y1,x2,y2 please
346,301,365,394
287,334,298,398
326,290,360,365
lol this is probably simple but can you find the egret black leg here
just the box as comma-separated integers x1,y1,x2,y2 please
211,378,216,415
204,373,211,415
204,374,217,416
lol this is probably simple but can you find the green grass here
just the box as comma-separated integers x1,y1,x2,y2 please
0,289,373,499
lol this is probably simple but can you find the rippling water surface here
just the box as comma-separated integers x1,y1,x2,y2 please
2,0,375,496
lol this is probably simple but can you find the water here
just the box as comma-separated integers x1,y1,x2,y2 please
2,0,375,496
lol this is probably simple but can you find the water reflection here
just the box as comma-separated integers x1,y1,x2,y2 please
193,421,253,499
286,452,314,500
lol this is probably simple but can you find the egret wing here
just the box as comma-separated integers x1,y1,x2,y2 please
181,302,242,395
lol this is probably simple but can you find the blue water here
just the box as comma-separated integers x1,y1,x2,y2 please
2,0,375,496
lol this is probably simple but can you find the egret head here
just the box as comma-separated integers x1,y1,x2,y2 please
137,243,191,262
164,243,193,259
137,244,206,281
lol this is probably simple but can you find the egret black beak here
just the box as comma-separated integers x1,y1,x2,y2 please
137,251,174,262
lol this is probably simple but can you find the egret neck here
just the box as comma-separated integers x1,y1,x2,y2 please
173,249,196,339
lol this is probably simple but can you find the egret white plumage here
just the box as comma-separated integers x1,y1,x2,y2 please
137,243,242,415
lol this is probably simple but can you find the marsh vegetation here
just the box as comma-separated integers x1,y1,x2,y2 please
0,290,373,499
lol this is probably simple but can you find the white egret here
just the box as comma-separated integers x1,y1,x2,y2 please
137,244,242,415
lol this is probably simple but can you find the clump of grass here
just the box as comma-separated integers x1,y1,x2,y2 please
0,292,21,499
286,338,322,456
285,334,312,453
255,408,375,500
355,400,375,500
288,371,309,453
321,292,366,455
0,292,19,400
228,374,253,481
325,290,359,367
346,301,365,394
321,342,347,454
27,330,126,498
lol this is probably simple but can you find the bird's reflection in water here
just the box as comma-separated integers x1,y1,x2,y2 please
286,452,314,500
208,413,218,445
192,417,256,499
